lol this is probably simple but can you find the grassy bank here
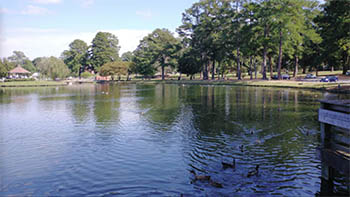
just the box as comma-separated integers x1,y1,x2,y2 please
130,79,350,93
0,81,68,87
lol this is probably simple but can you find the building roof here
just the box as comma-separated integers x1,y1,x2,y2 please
9,65,31,74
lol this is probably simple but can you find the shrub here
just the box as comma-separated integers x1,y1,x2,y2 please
81,71,94,79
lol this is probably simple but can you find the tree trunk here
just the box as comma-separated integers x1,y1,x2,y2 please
254,58,257,79
262,25,269,80
268,55,273,79
302,67,306,74
211,60,215,80
343,54,349,74
293,55,298,78
237,47,241,80
203,61,209,80
277,28,283,80
161,65,165,80
236,0,241,81
249,56,253,80
331,66,334,72
190,75,193,80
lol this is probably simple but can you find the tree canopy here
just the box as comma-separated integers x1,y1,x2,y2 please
132,28,181,79
8,51,36,73
100,61,133,80
90,32,121,71
61,39,88,76
34,57,70,79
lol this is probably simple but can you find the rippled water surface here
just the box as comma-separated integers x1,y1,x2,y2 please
1,84,349,196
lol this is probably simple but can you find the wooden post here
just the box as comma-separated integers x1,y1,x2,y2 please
319,100,350,195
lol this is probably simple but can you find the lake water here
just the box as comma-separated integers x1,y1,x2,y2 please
0,84,349,196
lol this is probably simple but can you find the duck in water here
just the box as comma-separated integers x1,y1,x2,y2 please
239,145,244,152
209,179,223,188
247,164,260,177
190,170,211,182
222,158,235,169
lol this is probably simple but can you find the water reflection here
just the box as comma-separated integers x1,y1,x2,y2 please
0,84,349,196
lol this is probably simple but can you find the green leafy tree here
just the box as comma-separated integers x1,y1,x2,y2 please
61,39,88,77
132,45,157,78
178,47,202,80
8,51,36,72
133,29,181,79
178,0,230,80
316,0,350,74
90,32,121,71
35,57,70,79
0,58,16,77
100,61,131,80
0,59,8,77
121,51,134,62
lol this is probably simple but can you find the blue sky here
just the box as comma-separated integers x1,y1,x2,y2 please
0,0,196,59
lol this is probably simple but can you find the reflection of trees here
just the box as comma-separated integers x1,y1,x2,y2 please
93,84,120,127
136,84,180,128
182,86,325,155
72,95,91,124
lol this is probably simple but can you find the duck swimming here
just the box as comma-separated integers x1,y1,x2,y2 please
222,158,235,169
247,164,259,177
190,170,211,181
209,179,223,188
239,145,244,152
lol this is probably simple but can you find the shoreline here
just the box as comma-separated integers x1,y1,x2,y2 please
1,79,349,94
0,81,68,87
126,79,350,94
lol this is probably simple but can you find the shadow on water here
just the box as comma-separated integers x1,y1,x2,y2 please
0,84,349,196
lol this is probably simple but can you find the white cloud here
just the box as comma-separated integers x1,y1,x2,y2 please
0,8,17,14
136,10,153,18
21,5,51,15
80,0,94,7
0,28,152,59
31,0,62,4
0,8,10,14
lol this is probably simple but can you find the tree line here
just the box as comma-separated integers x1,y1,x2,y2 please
1,0,349,80
132,0,349,80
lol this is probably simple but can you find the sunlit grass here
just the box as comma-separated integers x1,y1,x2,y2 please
0,80,67,87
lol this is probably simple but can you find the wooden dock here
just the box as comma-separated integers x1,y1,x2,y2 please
318,100,350,195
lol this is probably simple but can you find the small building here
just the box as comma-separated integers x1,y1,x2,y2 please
8,65,31,79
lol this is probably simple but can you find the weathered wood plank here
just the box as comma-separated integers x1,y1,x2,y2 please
320,99,350,107
332,132,350,146
332,126,350,137
330,141,350,154
320,148,350,175
320,99,350,113
319,109,350,129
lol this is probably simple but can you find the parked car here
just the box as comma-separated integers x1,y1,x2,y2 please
305,74,316,79
328,76,338,82
282,74,290,80
346,71,350,76
271,74,290,80
320,76,338,82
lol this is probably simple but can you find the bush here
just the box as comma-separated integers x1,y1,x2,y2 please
81,71,94,79
5,78,35,82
